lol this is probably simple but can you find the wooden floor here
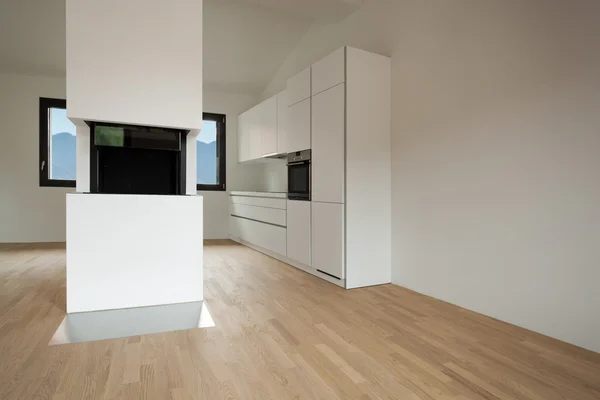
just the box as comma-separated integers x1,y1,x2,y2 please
0,241,599,399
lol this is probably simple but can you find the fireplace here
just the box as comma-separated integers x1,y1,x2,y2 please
89,122,188,195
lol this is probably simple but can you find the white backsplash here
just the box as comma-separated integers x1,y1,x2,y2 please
264,161,287,192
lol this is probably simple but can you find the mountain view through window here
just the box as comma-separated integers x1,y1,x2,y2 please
196,120,218,185
50,108,77,180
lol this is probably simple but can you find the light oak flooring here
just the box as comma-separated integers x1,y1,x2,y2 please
0,241,599,399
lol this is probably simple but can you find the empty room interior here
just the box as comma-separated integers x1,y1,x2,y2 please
1,0,600,399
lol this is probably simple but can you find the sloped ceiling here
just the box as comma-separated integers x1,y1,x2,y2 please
203,0,313,94
0,0,361,95
241,0,362,23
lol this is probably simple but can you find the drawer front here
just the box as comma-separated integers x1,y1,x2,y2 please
231,203,286,227
231,216,286,256
230,196,287,210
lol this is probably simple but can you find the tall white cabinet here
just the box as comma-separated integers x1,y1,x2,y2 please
311,83,345,204
311,47,391,289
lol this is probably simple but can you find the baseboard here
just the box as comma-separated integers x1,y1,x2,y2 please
229,235,346,289
0,242,66,249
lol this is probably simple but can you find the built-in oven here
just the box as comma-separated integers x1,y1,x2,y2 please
287,150,311,201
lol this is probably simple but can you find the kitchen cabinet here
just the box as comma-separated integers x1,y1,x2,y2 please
286,200,311,266
344,46,391,289
230,215,286,256
287,98,311,153
260,95,278,156
237,112,251,162
229,193,287,257
237,91,287,162
311,83,345,204
312,47,345,96
287,67,311,106
276,91,289,155
312,202,344,279
248,106,262,160
231,203,286,227
234,47,391,291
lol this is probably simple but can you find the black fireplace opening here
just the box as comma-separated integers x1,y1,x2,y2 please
89,122,189,195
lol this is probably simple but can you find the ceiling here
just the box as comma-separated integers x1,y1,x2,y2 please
0,0,67,78
203,0,313,94
0,0,360,95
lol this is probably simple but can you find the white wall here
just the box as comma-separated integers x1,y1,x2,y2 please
66,0,203,130
200,90,267,239
0,73,264,242
0,73,71,243
260,0,600,353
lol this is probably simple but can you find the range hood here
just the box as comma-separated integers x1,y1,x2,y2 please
262,152,288,160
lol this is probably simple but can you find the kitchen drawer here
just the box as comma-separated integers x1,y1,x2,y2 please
230,216,286,256
230,196,287,210
231,203,286,227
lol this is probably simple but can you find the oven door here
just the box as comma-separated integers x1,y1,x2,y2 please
287,161,310,200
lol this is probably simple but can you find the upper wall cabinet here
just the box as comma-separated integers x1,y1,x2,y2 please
237,104,262,162
311,47,345,96
248,106,263,160
287,67,311,106
260,95,278,157
237,111,251,162
237,91,287,163
276,91,289,155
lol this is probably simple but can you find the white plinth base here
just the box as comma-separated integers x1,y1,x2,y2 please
66,193,203,313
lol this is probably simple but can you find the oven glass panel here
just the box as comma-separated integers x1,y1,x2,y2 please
288,164,309,195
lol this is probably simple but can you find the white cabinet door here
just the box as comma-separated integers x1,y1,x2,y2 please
286,200,311,266
261,95,278,156
237,111,251,162
312,83,345,203
287,67,311,106
287,98,311,153
312,202,344,279
276,91,289,155
312,47,345,96
248,105,263,160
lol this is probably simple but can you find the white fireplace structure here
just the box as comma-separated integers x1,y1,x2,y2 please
65,0,204,313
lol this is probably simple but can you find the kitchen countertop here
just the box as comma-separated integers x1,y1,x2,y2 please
230,191,287,199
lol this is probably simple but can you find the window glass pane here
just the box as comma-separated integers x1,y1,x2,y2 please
197,120,218,185
49,108,76,180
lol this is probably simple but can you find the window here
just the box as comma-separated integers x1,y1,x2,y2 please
197,113,226,191
39,98,76,187
39,99,225,191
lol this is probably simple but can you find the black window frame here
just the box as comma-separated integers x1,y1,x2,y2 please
39,97,76,188
197,112,227,192
39,100,226,191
